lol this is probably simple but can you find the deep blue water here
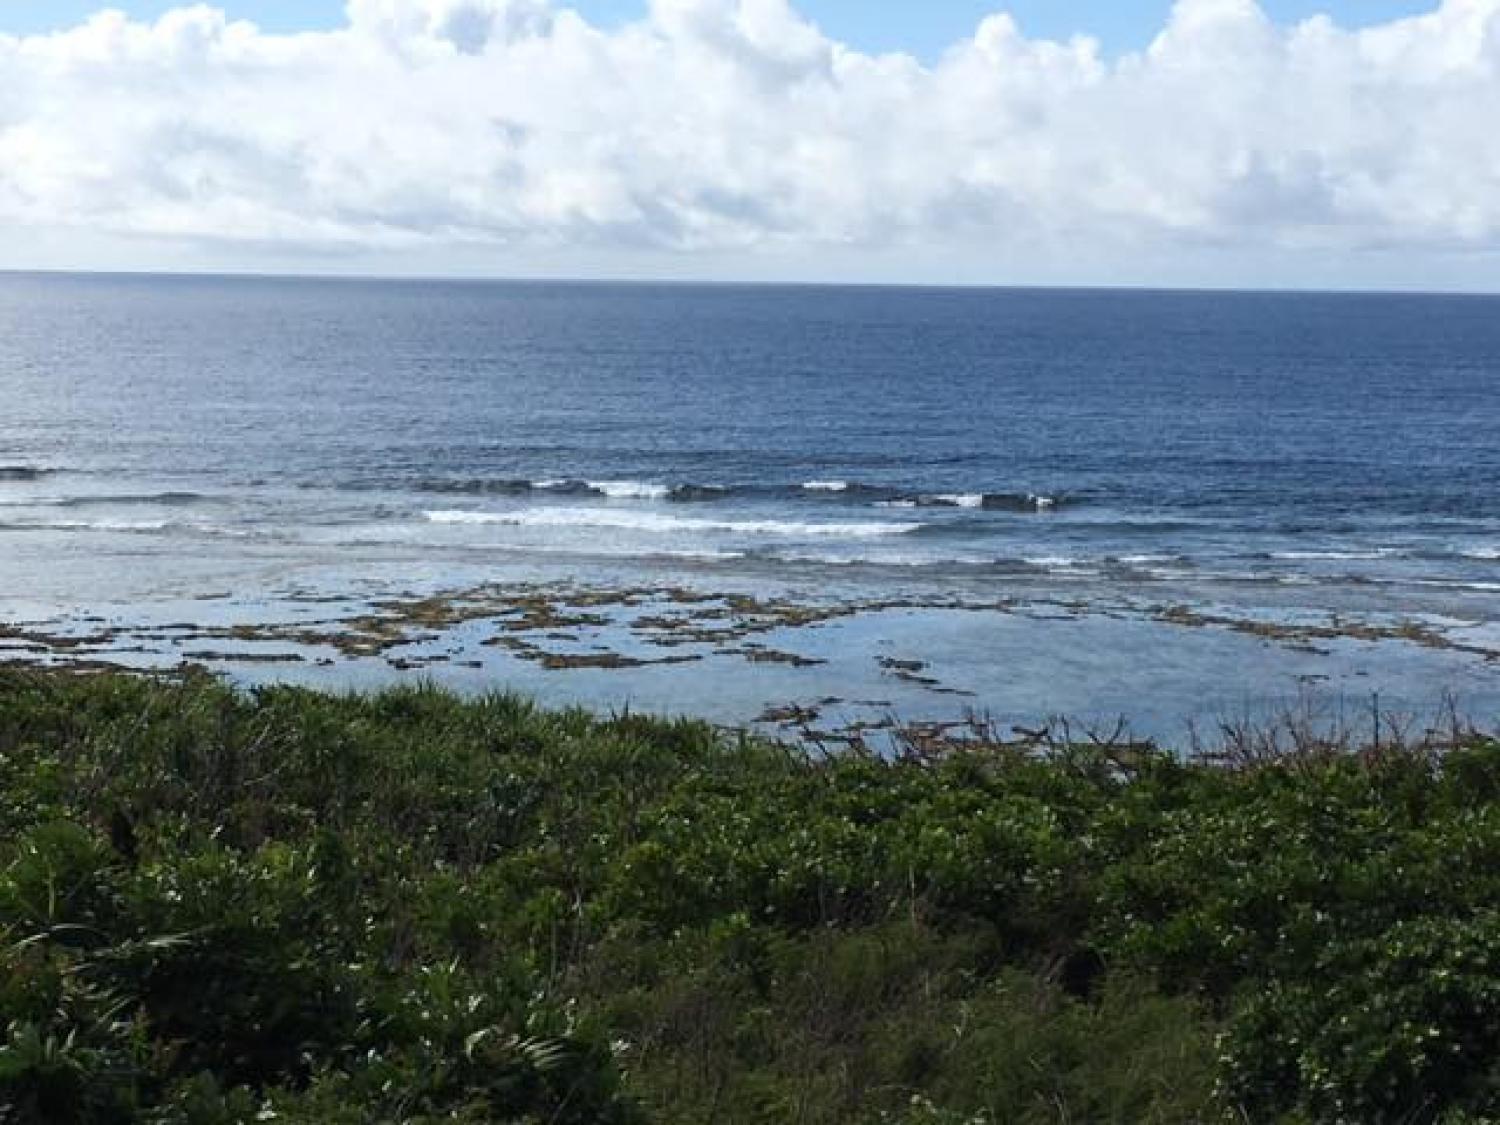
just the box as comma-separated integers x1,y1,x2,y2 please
1,273,1498,602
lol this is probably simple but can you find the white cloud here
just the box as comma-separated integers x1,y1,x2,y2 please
0,0,1498,286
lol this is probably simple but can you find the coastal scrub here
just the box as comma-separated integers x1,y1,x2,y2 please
1,670,1497,1123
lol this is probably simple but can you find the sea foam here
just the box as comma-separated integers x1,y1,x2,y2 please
933,493,985,509
586,480,672,500
876,492,1062,512
1271,549,1404,562
424,507,919,537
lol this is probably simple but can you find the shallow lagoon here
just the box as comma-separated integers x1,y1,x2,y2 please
3,551,1495,749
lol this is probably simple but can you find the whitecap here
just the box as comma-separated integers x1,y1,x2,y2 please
1271,551,1343,561
423,507,920,538
586,480,672,500
662,549,748,561
1271,549,1402,561
933,493,985,509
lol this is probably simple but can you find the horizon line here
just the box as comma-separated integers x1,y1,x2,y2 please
2,266,1498,300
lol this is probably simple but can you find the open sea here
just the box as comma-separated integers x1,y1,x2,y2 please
3,273,1498,741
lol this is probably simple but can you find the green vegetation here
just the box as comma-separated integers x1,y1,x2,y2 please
1,670,1498,1123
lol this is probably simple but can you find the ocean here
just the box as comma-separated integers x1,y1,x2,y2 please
2,273,1497,743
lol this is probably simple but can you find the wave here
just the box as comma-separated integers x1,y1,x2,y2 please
56,492,210,509
587,480,672,500
877,492,1062,512
1405,578,1500,593
0,518,173,533
0,492,210,510
423,507,920,538
746,550,1421,584
801,481,925,502
1026,558,1086,573
668,484,731,502
935,493,984,509
1462,546,1500,560
0,465,52,482
1270,549,1406,562
414,477,545,496
761,550,1056,572
758,550,1136,577
414,477,729,503
411,476,1069,511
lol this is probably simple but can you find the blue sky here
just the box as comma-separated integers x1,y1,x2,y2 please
0,1,1441,57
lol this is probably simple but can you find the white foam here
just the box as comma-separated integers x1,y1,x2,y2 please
772,552,864,566
802,480,850,492
664,549,747,561
771,549,939,566
1024,555,1080,568
934,493,985,509
587,480,671,500
424,507,919,537
1031,495,1057,510
1271,549,1402,561
875,499,918,509
426,511,510,525
1117,553,1176,565
1461,546,1500,560
1408,579,1500,593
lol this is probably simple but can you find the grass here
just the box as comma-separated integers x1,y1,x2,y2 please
1,668,1498,1122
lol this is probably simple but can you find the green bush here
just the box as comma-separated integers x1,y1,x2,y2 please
1,669,1497,1122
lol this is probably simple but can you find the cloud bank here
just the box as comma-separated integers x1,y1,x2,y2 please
2,0,1499,286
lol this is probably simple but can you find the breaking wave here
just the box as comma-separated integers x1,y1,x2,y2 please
1270,548,1407,562
586,480,672,500
423,507,920,538
414,478,728,502
410,477,1067,511
877,492,1061,512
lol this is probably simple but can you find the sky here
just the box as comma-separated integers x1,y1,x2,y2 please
0,1,1441,56
1,0,1498,289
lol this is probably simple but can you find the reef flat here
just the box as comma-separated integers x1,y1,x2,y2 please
3,576,1496,749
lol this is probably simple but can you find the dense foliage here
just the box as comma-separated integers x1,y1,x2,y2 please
1,670,1498,1123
